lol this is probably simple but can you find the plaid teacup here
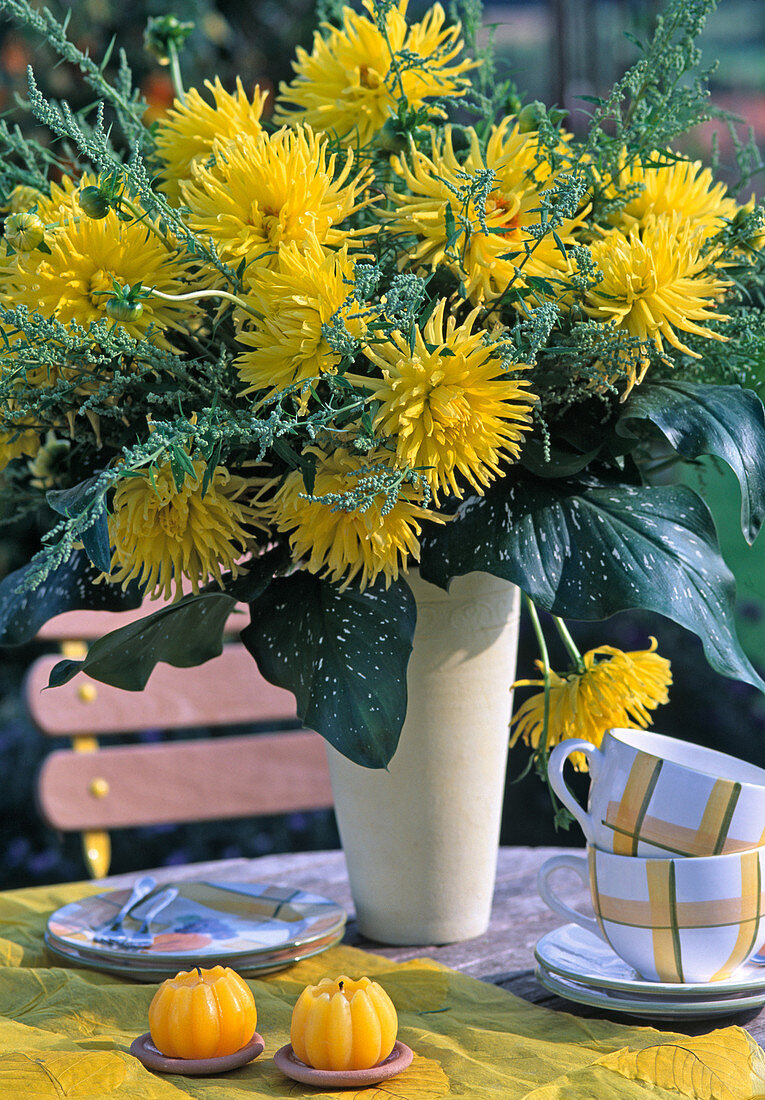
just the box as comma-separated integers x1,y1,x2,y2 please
549,728,765,858
538,846,765,983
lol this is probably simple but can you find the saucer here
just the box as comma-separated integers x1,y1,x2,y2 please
535,923,765,998
273,1042,413,1088
535,964,765,1020
130,1031,264,1075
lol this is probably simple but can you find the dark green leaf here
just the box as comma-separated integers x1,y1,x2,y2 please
0,550,142,647
243,573,416,768
420,472,764,692
618,381,765,544
520,437,602,478
48,591,236,690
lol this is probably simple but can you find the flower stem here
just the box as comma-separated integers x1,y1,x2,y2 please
117,196,176,251
522,594,562,819
167,42,186,105
553,616,585,673
150,287,264,321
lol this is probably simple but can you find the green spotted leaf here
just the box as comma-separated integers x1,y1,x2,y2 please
243,572,416,768
419,472,764,692
48,591,236,690
617,380,765,544
0,550,142,647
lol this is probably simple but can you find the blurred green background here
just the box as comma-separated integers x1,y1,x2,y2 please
0,0,763,886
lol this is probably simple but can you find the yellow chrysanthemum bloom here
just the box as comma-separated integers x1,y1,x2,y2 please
605,153,738,238
511,639,672,770
108,458,262,601
389,121,586,303
362,300,536,499
154,78,270,204
236,237,363,399
586,214,730,370
275,0,473,147
9,211,192,348
268,446,440,590
0,184,45,214
36,173,93,224
182,125,370,284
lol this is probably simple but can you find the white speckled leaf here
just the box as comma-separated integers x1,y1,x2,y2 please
47,592,236,690
0,550,142,646
617,381,765,544
243,573,416,768
420,475,764,692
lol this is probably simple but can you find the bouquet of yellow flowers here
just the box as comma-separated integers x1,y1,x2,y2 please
0,0,763,777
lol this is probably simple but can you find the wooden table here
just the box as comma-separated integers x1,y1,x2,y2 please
101,846,765,1045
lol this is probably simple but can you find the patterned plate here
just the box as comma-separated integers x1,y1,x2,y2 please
535,923,765,998
44,928,345,982
47,880,346,964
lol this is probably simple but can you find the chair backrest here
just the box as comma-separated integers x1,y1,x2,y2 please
27,606,333,874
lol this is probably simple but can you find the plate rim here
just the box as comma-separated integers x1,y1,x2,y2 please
535,964,765,1019
47,878,346,962
535,923,765,997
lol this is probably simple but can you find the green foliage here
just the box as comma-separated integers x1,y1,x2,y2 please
242,573,416,768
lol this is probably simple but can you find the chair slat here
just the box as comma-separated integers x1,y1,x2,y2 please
37,730,333,830
26,645,299,736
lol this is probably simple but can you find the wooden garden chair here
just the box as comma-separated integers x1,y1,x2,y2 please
27,605,333,877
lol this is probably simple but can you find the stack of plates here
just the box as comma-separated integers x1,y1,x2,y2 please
46,879,346,982
535,924,765,1020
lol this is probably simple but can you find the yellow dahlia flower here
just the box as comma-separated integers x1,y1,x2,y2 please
236,237,363,398
154,78,270,204
8,211,191,347
0,184,45,214
108,458,261,601
275,0,473,147
586,213,730,362
362,300,535,498
511,639,672,770
268,447,439,590
606,153,738,238
182,125,370,284
389,121,585,303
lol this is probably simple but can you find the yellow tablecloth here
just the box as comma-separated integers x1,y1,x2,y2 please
1,879,764,1099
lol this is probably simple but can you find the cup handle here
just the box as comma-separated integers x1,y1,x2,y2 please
537,854,603,941
547,739,603,843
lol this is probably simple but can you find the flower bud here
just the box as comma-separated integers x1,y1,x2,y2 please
106,297,143,322
5,211,45,251
144,14,195,64
78,186,111,219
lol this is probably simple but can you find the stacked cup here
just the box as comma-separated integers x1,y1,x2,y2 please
537,728,765,983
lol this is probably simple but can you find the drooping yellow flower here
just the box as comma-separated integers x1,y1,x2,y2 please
605,153,739,238
362,300,535,498
510,639,672,770
236,237,364,398
182,125,370,284
389,120,586,303
0,421,39,472
585,214,731,364
8,211,192,347
108,458,262,601
154,78,270,204
275,0,473,147
268,446,440,590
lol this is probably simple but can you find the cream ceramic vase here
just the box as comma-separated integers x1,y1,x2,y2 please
325,569,521,945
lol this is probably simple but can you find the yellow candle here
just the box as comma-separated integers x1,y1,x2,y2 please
148,965,257,1060
290,975,398,1071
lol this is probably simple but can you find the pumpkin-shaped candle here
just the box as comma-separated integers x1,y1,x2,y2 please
290,975,397,1071
148,965,257,1060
